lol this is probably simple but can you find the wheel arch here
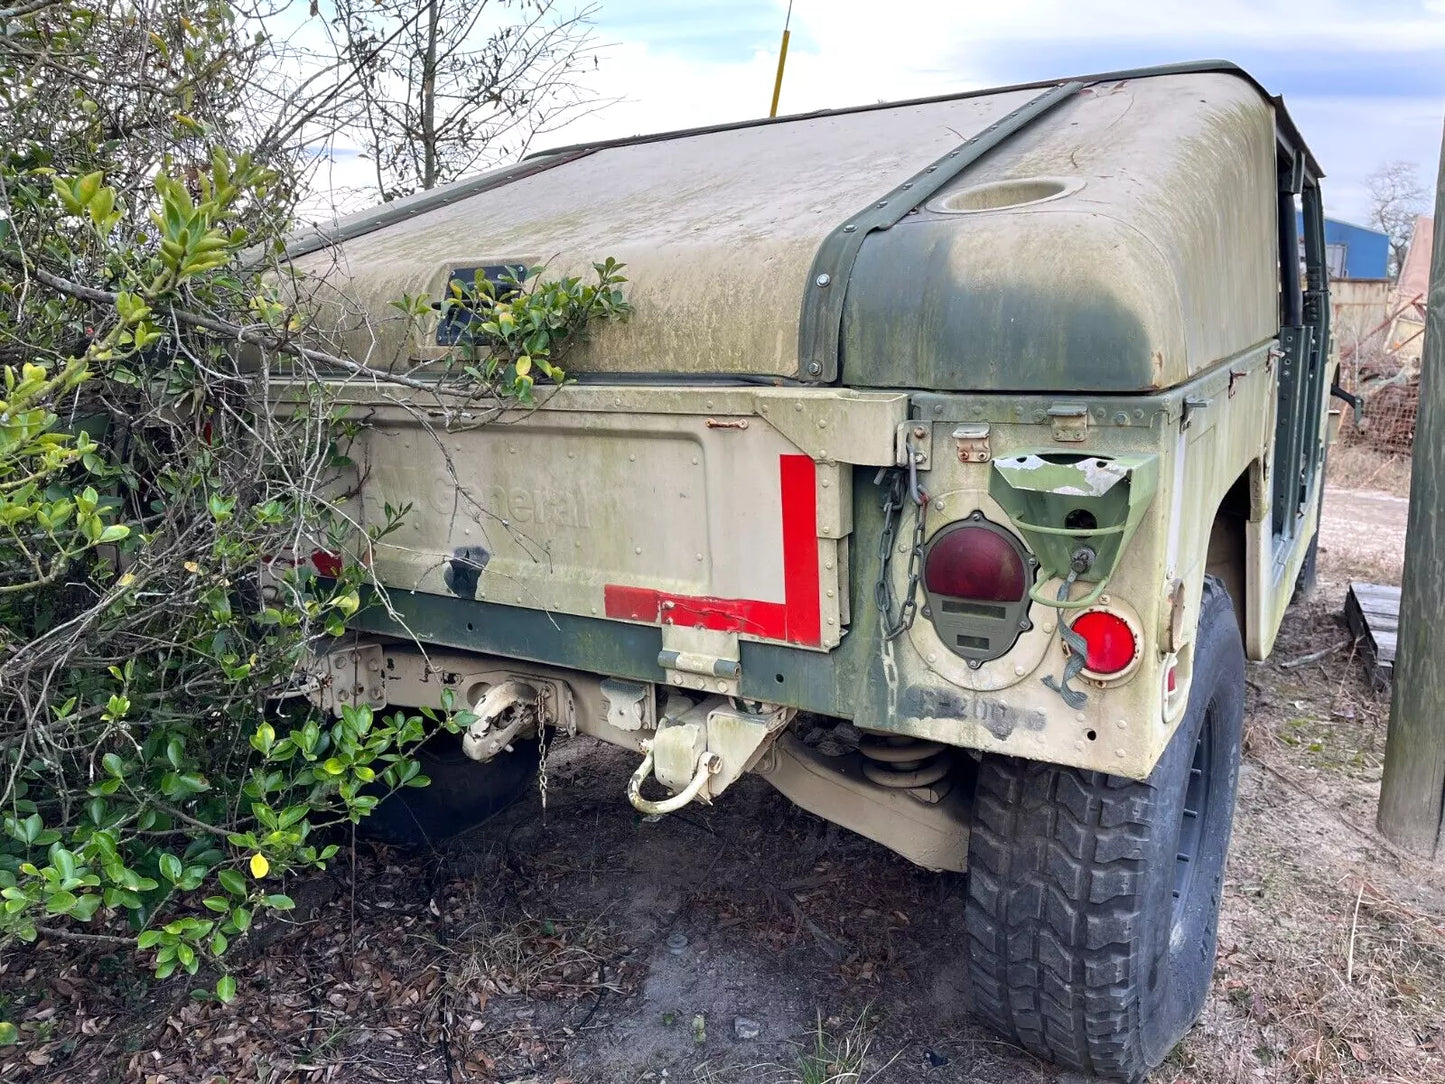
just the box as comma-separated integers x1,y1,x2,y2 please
1204,457,1271,661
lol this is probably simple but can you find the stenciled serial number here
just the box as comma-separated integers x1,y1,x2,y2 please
904,685,1048,740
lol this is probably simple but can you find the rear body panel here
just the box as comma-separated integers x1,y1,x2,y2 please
311,385,904,654
282,62,1329,782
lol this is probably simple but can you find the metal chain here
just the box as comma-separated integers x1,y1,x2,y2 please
874,464,928,641
534,690,551,812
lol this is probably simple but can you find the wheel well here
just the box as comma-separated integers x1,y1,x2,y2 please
1206,468,1250,639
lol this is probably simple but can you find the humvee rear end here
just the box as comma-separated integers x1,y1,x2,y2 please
279,62,1332,1081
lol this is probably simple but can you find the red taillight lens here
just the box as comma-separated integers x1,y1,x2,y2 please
1070,610,1137,675
923,525,1027,601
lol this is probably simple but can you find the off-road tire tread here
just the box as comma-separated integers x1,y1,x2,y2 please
966,576,1234,1081
966,761,1153,1077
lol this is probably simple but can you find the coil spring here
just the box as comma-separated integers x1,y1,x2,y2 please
857,735,952,789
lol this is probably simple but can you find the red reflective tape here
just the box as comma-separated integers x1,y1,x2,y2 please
602,584,663,623
603,585,788,639
603,454,823,646
779,454,821,645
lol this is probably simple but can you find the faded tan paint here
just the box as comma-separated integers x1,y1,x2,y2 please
275,65,1326,802
276,382,907,653
755,735,971,872
286,89,1040,377
285,73,1274,395
871,339,1323,779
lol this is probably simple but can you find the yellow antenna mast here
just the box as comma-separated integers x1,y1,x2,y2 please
769,0,794,118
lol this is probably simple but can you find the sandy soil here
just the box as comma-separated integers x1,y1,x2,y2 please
1318,486,1409,585
4,484,1441,1084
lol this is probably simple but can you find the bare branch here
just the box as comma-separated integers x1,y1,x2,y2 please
0,0,65,19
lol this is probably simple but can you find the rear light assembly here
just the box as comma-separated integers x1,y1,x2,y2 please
1066,607,1143,680
923,523,1028,601
921,513,1038,664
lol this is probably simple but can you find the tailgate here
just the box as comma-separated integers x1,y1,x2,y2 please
306,384,905,653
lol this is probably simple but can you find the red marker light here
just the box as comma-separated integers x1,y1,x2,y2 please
923,525,1027,602
1070,610,1137,675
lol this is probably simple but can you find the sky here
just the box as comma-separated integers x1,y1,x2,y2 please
309,0,1445,229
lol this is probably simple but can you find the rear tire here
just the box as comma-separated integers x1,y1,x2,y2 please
964,575,1244,1081
361,729,540,846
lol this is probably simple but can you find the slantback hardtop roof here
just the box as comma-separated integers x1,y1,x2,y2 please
284,61,1321,394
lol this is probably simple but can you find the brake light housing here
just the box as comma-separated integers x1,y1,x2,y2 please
921,512,1037,664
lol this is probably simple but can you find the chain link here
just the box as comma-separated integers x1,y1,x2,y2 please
874,464,928,641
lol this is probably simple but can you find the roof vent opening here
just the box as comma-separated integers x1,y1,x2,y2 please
931,177,1081,214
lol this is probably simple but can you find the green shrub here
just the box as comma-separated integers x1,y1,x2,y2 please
0,1,628,1006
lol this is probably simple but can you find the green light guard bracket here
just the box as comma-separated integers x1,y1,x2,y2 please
988,452,1159,610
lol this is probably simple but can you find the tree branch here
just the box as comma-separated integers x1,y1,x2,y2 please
16,258,472,400
0,0,64,20
34,924,134,947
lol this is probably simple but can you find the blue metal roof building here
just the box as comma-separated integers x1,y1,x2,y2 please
1297,213,1391,279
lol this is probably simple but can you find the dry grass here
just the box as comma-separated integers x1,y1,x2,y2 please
430,913,622,1000
1175,570,1445,1084
1167,836,1445,1084
790,1011,888,1084
1326,442,1413,498
687,1010,898,1084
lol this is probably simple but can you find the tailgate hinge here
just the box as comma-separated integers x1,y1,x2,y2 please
658,626,742,696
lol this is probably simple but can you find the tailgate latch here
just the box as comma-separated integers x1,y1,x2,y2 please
1047,403,1090,442
952,423,991,462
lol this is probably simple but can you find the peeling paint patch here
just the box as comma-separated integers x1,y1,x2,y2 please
994,453,1129,497
880,635,900,721
444,545,491,598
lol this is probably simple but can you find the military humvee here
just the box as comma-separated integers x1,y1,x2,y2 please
277,61,1333,1081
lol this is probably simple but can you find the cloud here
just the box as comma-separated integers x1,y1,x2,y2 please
307,1,1442,226
544,0,1443,224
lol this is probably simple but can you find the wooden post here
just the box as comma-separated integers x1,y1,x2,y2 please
1378,130,1445,861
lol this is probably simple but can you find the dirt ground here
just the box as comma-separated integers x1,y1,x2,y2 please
3,485,1443,1084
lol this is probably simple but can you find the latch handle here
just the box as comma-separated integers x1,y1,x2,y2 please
1331,382,1364,426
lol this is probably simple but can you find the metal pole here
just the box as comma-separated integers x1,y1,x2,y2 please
1378,128,1445,861
769,1,794,118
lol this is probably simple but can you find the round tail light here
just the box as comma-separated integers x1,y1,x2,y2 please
1069,610,1138,675
923,524,1028,601
920,515,1036,664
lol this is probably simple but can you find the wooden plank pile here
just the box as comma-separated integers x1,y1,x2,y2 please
1344,581,1401,687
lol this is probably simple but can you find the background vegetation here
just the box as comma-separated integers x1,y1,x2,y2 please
0,0,618,1019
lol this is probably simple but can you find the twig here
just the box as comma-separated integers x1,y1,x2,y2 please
1346,880,1365,984
0,0,62,20
1280,638,1354,670
33,924,133,947
19,260,453,397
